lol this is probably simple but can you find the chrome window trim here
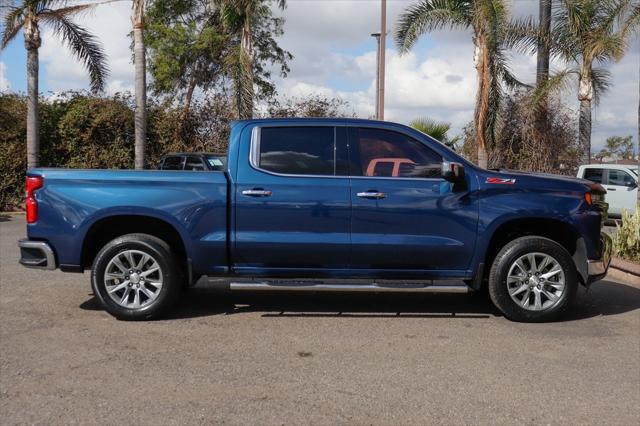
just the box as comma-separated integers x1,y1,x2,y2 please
248,124,445,182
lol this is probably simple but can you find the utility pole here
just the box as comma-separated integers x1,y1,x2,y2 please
379,0,386,120
371,32,381,119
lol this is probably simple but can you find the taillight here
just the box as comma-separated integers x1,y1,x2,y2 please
585,182,606,206
25,176,43,223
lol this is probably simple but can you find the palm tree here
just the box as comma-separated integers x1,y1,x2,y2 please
550,0,636,165
410,117,460,149
218,0,285,119
395,0,522,168
1,0,108,169
131,0,145,169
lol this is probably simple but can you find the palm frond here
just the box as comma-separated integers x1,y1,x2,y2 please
394,0,471,53
39,3,97,19
40,13,109,92
591,67,612,105
502,16,539,54
410,117,451,141
531,68,577,106
1,6,25,49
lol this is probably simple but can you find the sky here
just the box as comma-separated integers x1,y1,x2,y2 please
1,0,638,153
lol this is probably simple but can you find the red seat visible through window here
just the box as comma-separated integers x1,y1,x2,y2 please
366,158,415,177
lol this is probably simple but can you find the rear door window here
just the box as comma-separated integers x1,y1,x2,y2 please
185,156,205,171
161,156,184,170
583,168,604,183
256,126,345,176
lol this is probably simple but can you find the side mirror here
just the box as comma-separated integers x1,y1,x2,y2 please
625,180,638,189
442,161,465,183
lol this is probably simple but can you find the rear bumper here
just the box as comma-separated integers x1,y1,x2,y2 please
586,233,612,284
18,239,57,270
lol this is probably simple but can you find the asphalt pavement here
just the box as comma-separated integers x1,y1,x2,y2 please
1,214,639,425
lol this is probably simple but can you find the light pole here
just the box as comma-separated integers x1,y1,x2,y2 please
371,32,381,119
379,0,386,121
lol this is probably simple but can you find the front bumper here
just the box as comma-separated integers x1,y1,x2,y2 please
586,233,612,284
18,239,57,270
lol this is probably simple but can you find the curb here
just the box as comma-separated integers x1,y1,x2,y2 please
611,257,640,275
608,257,640,285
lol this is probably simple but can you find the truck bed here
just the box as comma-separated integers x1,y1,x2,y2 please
27,168,229,274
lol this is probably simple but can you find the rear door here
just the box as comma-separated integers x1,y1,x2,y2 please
348,127,478,274
234,125,352,274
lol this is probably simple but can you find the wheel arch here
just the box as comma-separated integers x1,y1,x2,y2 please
81,214,189,270
481,217,586,285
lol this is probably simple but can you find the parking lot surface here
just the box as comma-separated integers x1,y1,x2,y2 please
1,215,639,425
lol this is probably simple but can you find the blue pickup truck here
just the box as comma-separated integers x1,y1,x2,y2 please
19,118,611,322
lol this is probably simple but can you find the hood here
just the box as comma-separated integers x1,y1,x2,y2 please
480,168,594,192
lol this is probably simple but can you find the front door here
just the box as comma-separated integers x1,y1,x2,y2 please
604,168,638,216
234,125,351,274
348,127,479,275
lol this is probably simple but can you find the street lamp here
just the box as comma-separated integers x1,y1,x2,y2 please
371,32,381,120
371,0,387,120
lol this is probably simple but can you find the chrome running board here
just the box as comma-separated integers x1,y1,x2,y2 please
228,281,470,293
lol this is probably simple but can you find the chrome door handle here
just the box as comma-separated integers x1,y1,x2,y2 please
242,189,272,197
357,191,386,199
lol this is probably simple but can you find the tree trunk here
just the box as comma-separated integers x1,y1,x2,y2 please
26,47,39,169
535,0,551,134
474,36,490,169
578,72,593,165
536,0,551,87
181,75,197,120
132,1,146,170
239,22,254,119
578,98,592,165
24,19,41,170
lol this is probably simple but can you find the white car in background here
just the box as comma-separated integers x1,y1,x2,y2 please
577,163,638,217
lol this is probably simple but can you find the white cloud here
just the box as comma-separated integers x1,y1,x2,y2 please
0,62,10,91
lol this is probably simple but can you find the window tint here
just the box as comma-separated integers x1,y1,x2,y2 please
583,168,603,183
161,156,184,170
351,128,443,178
184,156,204,171
607,169,634,186
258,127,337,175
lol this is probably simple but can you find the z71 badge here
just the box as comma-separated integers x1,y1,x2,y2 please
486,177,516,184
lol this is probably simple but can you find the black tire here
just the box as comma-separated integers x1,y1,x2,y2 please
91,233,182,320
488,236,578,323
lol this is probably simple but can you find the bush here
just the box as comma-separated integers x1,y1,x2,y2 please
461,91,580,174
612,206,640,262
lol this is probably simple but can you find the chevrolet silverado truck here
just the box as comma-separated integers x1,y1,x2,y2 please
18,118,611,322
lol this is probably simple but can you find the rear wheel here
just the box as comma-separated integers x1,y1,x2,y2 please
91,233,182,320
488,236,578,322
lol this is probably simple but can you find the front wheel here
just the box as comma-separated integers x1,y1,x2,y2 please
488,236,578,322
91,233,182,320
